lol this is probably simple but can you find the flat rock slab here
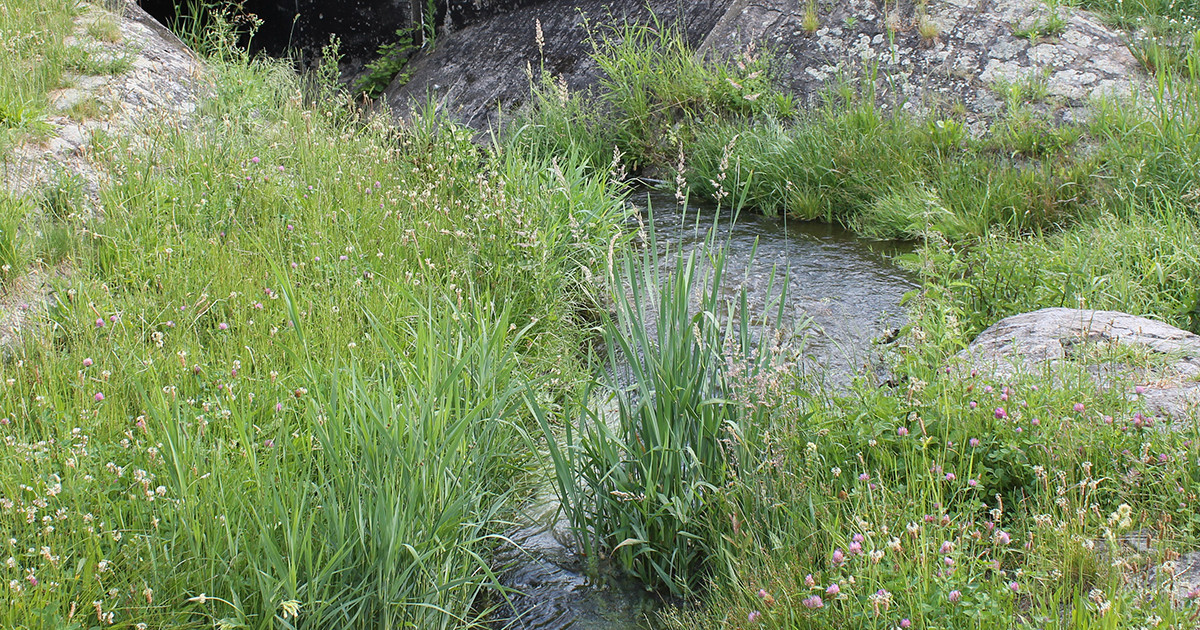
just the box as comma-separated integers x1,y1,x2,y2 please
961,307,1200,421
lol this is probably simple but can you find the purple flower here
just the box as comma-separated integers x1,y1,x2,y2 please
848,541,862,555
83,358,93,367
264,439,274,448
218,322,229,330
945,473,956,482
859,473,870,482
994,407,1007,419
968,479,978,487
95,318,105,327
275,402,283,413
969,438,980,447
801,595,824,609
94,392,105,402
251,156,260,164
832,549,845,565
826,583,840,596
900,619,912,628
747,611,761,623
969,401,977,409
1073,402,1085,412
949,590,961,603
897,426,909,437
1009,581,1020,592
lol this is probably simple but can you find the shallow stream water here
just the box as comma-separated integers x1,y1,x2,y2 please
491,193,918,630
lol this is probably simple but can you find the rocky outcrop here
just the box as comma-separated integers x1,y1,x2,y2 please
703,0,1141,127
961,308,1200,421
2,0,205,349
384,0,1143,130
384,0,730,129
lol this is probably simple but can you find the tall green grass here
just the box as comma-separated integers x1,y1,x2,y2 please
535,210,790,597
0,38,629,629
152,296,528,629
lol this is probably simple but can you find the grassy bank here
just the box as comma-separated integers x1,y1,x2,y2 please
1,3,627,626
2,0,1200,628
508,8,1200,630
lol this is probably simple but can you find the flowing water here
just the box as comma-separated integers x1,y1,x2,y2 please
491,193,918,630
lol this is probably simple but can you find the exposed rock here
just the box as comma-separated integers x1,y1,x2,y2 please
2,0,206,350
961,308,1200,422
1147,551,1200,605
385,0,730,129
384,0,1143,130
703,0,1143,128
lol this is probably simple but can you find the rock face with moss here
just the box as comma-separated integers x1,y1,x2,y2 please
703,0,1142,125
384,0,1143,129
962,308,1200,421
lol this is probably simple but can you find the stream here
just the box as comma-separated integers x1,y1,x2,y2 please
491,193,918,630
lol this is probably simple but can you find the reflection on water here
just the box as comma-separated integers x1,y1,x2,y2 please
641,191,917,381
491,192,917,630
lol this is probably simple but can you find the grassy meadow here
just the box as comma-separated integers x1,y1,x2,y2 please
2,0,1200,628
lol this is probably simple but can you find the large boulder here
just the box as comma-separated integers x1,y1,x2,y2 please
703,0,1141,127
383,0,732,129
961,308,1200,421
384,0,1143,130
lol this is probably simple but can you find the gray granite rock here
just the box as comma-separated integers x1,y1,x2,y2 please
385,0,1143,131
961,308,1200,421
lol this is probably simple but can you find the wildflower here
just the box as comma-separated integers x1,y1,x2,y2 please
94,392,104,402
994,407,1007,419
280,599,301,620
949,590,961,603
748,611,761,623
95,318,104,327
969,401,977,409
826,583,840,596
859,473,870,482
805,574,816,587
832,549,845,565
275,402,283,413
888,537,903,552
900,620,912,628
969,438,980,447
1009,581,1020,592
83,358,93,367
1073,402,1085,412
801,595,824,609
945,473,956,482
940,541,954,554
968,479,978,487
251,157,260,164
897,426,908,437
218,322,228,331
907,522,920,536
994,531,1011,545
849,541,862,555
757,589,775,606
